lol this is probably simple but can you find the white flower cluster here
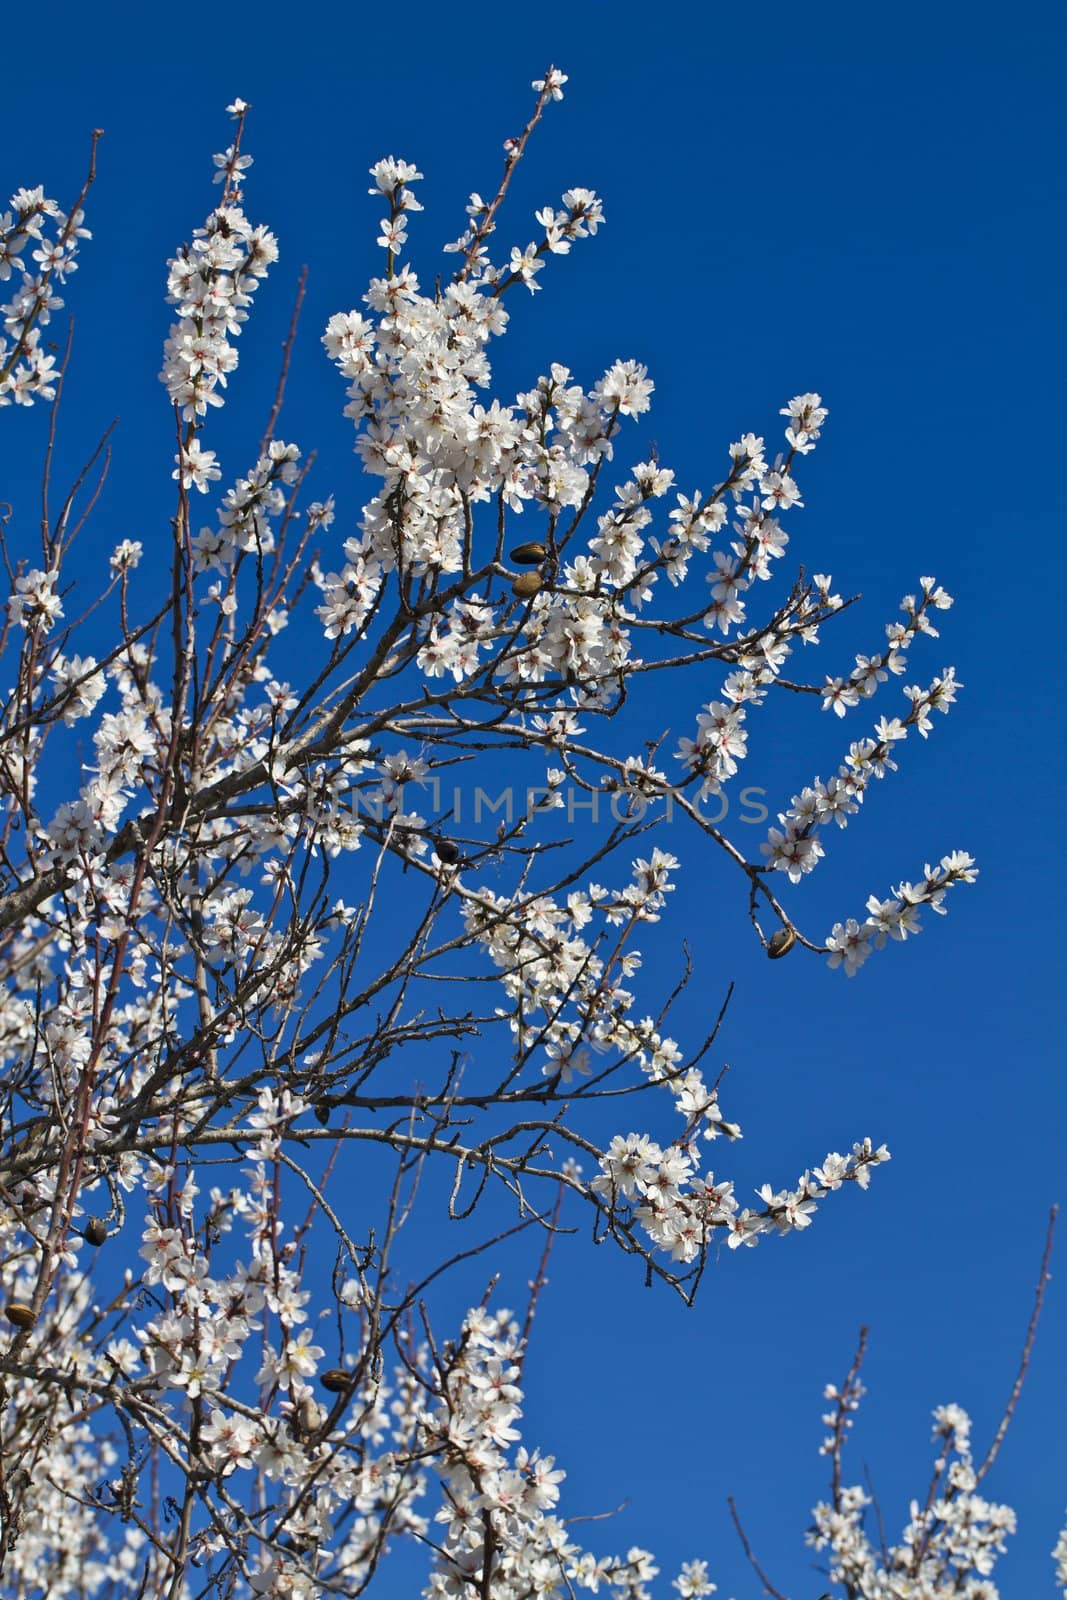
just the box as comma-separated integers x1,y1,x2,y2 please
763,655,962,885
3,1151,727,1600
369,154,424,266
811,1400,1018,1597
821,576,954,717
498,185,605,294
1055,1516,1067,1595
48,650,108,724
40,643,166,862
322,259,647,577
594,1132,890,1259
7,565,64,633
675,698,748,800
85,1160,430,1595
0,180,90,405
464,846,694,1084
745,575,976,972
423,1304,714,1600
827,849,979,976
320,242,835,705
160,103,278,421
191,439,301,583
461,847,889,1264
0,1221,146,1592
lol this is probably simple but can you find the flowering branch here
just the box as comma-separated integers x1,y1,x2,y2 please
0,65,1012,1600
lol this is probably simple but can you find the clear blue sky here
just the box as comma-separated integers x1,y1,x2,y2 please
4,0,1064,1592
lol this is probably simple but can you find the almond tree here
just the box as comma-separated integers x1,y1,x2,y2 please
1,68,1043,1600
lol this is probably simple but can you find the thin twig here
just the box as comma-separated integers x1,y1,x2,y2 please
727,1495,791,1600
831,1326,869,1507
863,1460,890,1566
518,1178,565,1364
260,266,307,454
976,1203,1058,1481
455,71,557,284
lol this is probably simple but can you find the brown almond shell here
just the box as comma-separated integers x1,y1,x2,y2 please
509,542,547,565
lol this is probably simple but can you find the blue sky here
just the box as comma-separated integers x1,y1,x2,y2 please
4,0,1065,1592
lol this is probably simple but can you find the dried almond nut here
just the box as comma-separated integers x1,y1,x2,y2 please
509,542,547,565
320,1368,353,1393
295,1396,323,1434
